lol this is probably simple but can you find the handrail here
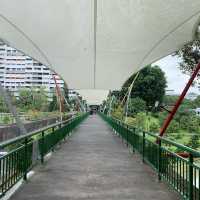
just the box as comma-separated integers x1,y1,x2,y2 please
99,112,200,200
0,117,73,148
0,112,89,196
109,115,200,157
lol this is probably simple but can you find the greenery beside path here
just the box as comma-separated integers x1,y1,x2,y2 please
103,64,200,152
0,86,84,125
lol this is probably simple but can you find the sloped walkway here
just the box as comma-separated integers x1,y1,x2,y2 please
10,115,180,200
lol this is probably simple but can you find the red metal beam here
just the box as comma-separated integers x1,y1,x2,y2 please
52,73,64,113
159,61,200,137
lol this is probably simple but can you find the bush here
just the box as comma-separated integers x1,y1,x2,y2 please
187,135,200,150
149,120,160,132
27,110,40,120
166,120,180,134
112,106,123,120
135,112,147,130
127,97,146,116
3,115,10,124
126,117,137,126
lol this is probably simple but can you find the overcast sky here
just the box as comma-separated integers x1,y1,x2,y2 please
154,55,199,95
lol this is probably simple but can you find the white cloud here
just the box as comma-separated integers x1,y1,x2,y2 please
154,55,199,94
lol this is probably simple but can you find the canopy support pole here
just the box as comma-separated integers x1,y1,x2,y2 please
124,71,140,123
52,73,64,122
159,61,200,137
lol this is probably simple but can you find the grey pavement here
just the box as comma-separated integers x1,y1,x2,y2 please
9,115,180,200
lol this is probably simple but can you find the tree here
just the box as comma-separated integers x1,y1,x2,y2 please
121,65,167,109
174,40,200,84
163,95,194,109
17,87,48,111
32,87,48,111
163,95,178,106
48,95,59,112
149,120,160,132
135,112,147,129
111,90,121,99
2,115,10,124
0,96,9,113
127,97,146,116
166,120,180,134
17,89,33,111
187,135,200,150
193,95,200,107
111,105,123,120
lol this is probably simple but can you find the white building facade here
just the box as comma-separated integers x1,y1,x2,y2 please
0,42,64,100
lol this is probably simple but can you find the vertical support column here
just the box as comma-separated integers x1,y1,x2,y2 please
189,153,194,200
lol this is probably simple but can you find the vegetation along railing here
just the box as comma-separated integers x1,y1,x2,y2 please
99,112,200,200
0,112,88,197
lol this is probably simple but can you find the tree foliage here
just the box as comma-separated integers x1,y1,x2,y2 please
174,40,200,83
111,105,123,120
0,96,9,113
134,112,147,129
193,95,200,107
122,65,167,108
187,135,200,150
48,95,59,112
17,87,48,111
149,119,160,133
166,120,180,134
127,97,146,116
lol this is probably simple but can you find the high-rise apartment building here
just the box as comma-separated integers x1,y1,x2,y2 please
0,42,64,100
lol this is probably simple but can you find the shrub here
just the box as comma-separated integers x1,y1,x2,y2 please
127,97,146,116
149,120,160,132
166,120,180,134
3,115,10,124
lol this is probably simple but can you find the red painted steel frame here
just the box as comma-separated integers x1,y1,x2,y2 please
159,61,200,137
53,74,64,112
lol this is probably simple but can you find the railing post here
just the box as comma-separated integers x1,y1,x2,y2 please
63,122,67,141
41,131,45,164
132,127,135,153
189,153,194,200
126,125,129,147
120,122,123,142
157,139,161,181
142,131,145,162
52,127,55,152
23,138,28,181
59,123,62,143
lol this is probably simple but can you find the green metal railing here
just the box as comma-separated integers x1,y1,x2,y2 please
0,113,88,196
99,112,200,200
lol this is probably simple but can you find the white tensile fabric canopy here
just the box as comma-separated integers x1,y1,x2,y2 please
0,1,200,104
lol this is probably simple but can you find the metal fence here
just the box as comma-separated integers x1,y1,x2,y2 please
99,112,200,200
0,113,88,196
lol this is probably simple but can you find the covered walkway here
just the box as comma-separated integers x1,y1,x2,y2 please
10,115,180,200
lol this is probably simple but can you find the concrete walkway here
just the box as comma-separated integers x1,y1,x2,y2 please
10,115,180,200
